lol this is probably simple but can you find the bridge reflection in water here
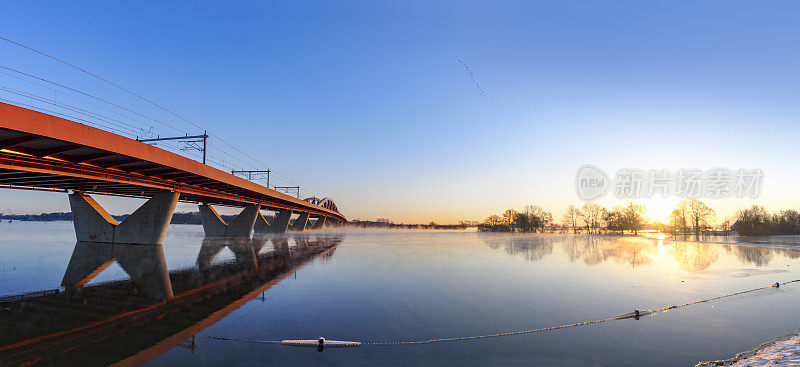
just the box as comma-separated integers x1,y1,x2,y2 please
0,233,342,366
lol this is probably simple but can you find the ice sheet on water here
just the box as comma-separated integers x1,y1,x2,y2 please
730,334,800,366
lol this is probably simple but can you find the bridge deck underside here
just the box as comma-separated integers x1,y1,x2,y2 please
0,107,343,221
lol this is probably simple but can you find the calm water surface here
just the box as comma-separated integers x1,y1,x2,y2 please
3,222,800,366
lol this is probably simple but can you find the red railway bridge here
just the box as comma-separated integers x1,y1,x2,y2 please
0,101,346,246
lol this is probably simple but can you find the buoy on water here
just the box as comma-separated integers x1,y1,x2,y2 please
281,337,361,351
617,309,653,320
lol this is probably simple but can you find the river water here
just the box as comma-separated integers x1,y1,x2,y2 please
2,221,800,366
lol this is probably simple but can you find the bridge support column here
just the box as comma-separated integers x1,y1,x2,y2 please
198,204,260,237
63,191,178,300
198,204,227,236
269,209,293,233
227,204,260,237
290,212,310,231
254,211,270,233
312,216,327,229
69,191,179,245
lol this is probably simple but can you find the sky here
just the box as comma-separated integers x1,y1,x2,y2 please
0,1,799,224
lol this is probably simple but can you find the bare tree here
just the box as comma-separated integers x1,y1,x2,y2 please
563,205,582,233
580,202,604,234
718,217,732,236
682,199,715,238
668,208,687,234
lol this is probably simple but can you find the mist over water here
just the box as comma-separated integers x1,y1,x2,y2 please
3,222,800,366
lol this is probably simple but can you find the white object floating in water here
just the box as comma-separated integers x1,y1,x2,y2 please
281,337,361,348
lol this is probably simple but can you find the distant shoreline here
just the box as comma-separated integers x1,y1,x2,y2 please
0,212,234,225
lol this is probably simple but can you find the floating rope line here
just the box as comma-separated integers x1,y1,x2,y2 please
207,336,282,344
362,316,620,346
207,279,799,348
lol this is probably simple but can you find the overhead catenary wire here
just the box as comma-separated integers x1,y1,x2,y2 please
0,68,196,156
0,63,255,172
0,97,131,137
0,85,155,135
0,91,240,172
0,69,213,163
206,279,799,347
0,65,188,136
0,90,197,162
0,36,308,193
0,37,287,173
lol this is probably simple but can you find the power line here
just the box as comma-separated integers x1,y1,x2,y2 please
0,65,187,136
0,36,198,129
0,36,306,190
0,97,131,136
0,89,243,171
0,37,285,175
0,85,154,136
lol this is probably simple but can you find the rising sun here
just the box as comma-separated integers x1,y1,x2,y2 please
639,197,680,223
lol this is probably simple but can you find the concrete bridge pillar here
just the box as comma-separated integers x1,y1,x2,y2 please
227,204,260,237
269,209,293,233
70,191,178,245
312,216,327,229
63,191,178,300
254,211,270,234
69,193,116,243
290,212,310,231
198,204,227,237
198,204,260,237
116,192,181,245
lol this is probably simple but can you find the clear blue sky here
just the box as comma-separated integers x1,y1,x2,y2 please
1,1,798,223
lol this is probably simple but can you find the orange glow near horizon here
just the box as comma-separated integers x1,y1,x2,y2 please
640,197,680,224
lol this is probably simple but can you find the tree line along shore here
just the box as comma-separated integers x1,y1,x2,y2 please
3,201,799,237
478,199,800,237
